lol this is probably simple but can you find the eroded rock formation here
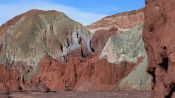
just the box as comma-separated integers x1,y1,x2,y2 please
143,0,175,97
87,9,144,53
100,25,151,90
0,8,150,92
0,9,92,92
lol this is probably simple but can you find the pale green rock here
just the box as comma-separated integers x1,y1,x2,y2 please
100,24,151,90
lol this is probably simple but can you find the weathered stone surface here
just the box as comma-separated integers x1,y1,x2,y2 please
143,0,175,97
0,64,21,92
100,25,151,90
31,48,136,91
89,26,119,53
0,9,92,91
1,9,91,65
0,9,91,80
0,8,149,92
88,9,144,54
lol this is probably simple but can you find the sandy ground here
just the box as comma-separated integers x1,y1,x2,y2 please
0,91,152,98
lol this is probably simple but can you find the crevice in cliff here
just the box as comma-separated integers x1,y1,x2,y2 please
78,37,82,44
89,41,95,52
66,38,70,47
159,46,169,72
159,56,169,71
60,44,63,53
148,24,154,32
80,47,85,58
165,83,175,98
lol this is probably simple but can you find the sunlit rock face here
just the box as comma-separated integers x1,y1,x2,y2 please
99,25,151,90
87,8,144,54
0,9,92,91
143,0,175,98
100,25,145,64
0,8,151,92
88,8,151,90
0,9,91,66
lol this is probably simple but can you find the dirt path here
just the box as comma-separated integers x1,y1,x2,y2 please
0,91,152,98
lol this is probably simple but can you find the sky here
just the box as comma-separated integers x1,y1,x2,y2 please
0,0,145,26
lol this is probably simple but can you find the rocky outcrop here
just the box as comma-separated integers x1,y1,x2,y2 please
143,0,175,97
88,26,119,53
88,9,144,54
0,9,93,92
0,9,92,66
88,9,151,90
32,51,136,91
100,25,151,90
0,8,149,92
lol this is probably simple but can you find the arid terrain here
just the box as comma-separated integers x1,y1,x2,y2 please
1,0,175,97
0,9,152,98
0,8,150,92
0,91,152,98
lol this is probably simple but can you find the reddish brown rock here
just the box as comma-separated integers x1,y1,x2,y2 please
143,0,175,97
88,9,144,54
31,47,136,91
90,26,119,53
33,54,66,91
0,64,21,92
87,8,144,30
0,8,147,92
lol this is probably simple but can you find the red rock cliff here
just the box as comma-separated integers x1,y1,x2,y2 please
143,0,175,98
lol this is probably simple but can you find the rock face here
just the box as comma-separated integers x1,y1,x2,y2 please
88,26,119,54
34,53,136,91
87,9,144,54
143,0,175,98
0,8,150,92
88,9,151,90
0,9,91,66
100,25,151,90
0,9,93,92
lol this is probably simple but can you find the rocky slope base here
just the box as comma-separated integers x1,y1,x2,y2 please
0,9,150,92
143,0,175,98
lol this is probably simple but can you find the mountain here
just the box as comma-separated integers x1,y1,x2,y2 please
0,8,150,92
0,9,92,92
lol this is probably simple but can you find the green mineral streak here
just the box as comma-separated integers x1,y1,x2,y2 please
110,24,144,61
100,24,151,90
100,24,145,64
